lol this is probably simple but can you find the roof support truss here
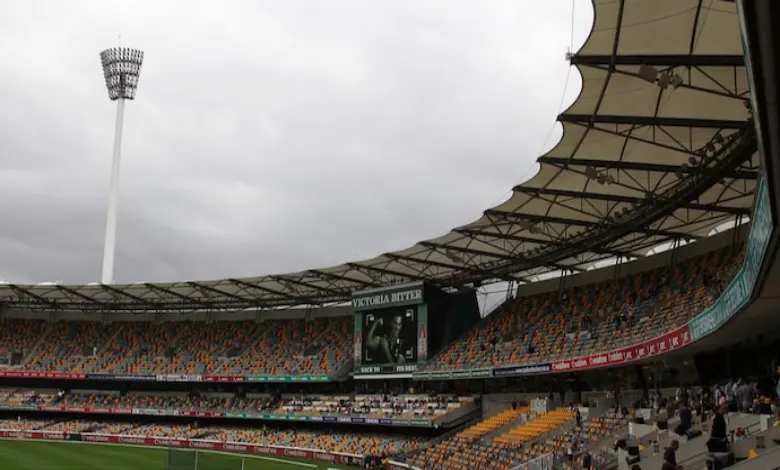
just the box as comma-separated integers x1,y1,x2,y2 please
455,227,635,259
227,278,299,305
7,285,61,310
559,114,747,129
272,276,346,298
56,285,109,309
306,270,374,288
484,210,599,227
187,282,247,303
515,187,752,216
536,156,759,180
143,283,205,306
570,54,745,67
101,284,151,305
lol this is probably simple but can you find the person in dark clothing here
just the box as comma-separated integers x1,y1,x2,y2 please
576,408,582,427
675,406,692,435
711,411,727,439
662,440,681,470
706,409,729,453
581,450,592,470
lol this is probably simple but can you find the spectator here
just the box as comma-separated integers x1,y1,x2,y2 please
662,440,682,470
676,405,692,436
581,450,592,470
706,408,729,453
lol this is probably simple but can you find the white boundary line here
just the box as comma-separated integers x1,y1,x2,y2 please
0,437,319,468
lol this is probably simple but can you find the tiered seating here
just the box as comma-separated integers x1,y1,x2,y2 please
0,389,56,406
0,319,45,358
44,420,98,433
56,391,473,422
0,249,742,379
60,392,235,411
409,408,527,470
232,396,272,413
0,317,351,377
493,408,575,445
0,418,54,431
458,408,526,440
218,317,352,376
275,394,474,419
425,249,741,371
0,418,422,458
411,407,631,470
25,321,117,372
210,426,420,457
286,316,351,375
79,321,262,375
77,322,179,374
537,409,629,457
170,321,261,374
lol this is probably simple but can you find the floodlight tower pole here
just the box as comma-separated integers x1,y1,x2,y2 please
99,47,144,284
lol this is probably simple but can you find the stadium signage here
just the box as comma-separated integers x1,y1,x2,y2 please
17,404,433,427
690,179,773,341
0,371,332,384
416,326,692,379
492,364,552,378
245,374,331,382
357,364,419,374
0,371,86,379
411,368,491,381
0,431,363,466
351,282,425,311
550,326,691,372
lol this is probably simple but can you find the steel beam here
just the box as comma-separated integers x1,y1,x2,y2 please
571,54,745,67
535,156,759,180
559,114,747,129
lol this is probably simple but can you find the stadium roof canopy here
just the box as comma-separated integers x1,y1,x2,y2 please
0,0,760,312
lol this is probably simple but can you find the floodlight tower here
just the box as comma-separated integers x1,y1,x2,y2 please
99,47,144,284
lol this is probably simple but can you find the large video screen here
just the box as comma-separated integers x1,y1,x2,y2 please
361,306,418,366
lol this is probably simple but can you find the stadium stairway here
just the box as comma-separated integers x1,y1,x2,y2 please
623,413,763,470
729,445,780,470
479,408,532,442
78,325,125,372
20,323,52,366
493,408,576,447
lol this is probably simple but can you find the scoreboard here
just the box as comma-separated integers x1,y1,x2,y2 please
352,282,428,377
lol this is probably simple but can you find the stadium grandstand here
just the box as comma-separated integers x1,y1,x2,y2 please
2,1,780,470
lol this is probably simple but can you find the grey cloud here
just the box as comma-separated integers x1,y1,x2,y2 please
0,0,593,285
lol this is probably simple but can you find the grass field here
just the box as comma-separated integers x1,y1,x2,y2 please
0,440,354,470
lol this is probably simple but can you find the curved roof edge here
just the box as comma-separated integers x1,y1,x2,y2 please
0,0,759,312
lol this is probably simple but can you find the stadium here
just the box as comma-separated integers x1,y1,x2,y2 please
1,1,779,470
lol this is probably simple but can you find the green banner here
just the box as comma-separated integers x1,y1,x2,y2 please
244,375,330,382
351,282,425,311
410,419,431,426
413,368,492,381
690,179,773,340
0,405,35,410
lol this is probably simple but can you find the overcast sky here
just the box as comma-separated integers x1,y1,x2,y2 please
0,0,592,286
